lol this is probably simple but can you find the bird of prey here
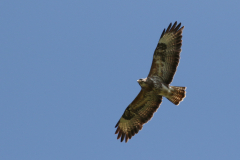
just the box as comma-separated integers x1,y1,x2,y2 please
115,21,186,143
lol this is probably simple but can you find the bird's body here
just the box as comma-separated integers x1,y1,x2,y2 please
115,21,186,143
138,77,171,98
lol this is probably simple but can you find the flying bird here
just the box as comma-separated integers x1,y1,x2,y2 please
115,21,186,143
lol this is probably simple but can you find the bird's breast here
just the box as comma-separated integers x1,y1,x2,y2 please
147,76,162,89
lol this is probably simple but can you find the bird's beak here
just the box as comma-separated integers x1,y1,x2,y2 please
137,80,140,82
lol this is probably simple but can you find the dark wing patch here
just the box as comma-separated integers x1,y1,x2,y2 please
115,90,162,143
148,21,184,84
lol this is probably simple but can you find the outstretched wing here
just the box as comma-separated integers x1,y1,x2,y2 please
148,21,184,84
115,90,162,143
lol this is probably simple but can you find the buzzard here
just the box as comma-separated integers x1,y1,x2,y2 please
115,21,186,143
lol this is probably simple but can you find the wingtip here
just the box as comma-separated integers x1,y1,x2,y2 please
115,127,120,134
117,130,122,139
121,133,125,142
166,23,172,32
160,28,166,38
115,120,120,128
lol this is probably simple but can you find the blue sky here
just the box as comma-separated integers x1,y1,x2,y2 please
1,0,240,159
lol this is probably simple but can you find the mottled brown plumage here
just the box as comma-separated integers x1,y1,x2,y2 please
115,21,186,143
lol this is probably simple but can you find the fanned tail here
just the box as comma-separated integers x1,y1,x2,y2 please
167,86,186,105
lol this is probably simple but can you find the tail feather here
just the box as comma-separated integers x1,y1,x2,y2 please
167,86,186,105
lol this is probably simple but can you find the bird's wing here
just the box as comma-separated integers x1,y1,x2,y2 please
115,90,162,143
148,21,184,84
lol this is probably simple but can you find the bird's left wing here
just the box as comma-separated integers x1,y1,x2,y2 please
148,21,184,84
115,90,162,143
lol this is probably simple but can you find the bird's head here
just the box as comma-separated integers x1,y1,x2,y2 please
137,78,147,88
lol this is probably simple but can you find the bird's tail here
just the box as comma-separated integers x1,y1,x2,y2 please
167,86,186,105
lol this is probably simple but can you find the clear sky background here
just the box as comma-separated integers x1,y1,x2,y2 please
1,1,240,160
